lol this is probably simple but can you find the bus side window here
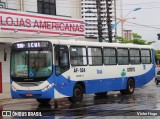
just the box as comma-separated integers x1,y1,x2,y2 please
55,45,70,76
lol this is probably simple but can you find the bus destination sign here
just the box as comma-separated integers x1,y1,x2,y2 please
15,42,49,49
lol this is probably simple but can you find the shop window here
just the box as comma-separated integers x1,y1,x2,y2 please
37,0,56,15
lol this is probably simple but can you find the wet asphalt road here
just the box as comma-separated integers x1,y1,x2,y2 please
2,79,160,118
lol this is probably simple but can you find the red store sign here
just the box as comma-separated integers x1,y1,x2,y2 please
0,9,85,37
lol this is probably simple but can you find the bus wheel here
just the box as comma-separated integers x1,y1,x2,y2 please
36,99,51,104
95,92,107,97
68,84,83,103
120,78,135,95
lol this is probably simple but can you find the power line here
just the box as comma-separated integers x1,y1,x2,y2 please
125,28,160,31
120,1,160,6
120,25,160,31
126,21,160,30
125,24,160,27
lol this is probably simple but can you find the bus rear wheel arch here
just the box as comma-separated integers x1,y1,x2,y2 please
68,82,85,103
120,78,135,95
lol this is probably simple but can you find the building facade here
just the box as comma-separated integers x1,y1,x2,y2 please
0,0,123,40
123,30,132,40
81,0,122,41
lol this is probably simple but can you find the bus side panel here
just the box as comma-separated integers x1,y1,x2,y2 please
54,64,155,96
53,76,125,96
84,78,124,94
134,64,155,88
52,48,153,96
54,74,76,98
135,49,155,87
85,65,154,94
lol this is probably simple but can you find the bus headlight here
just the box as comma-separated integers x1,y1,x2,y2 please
42,83,54,92
11,86,17,92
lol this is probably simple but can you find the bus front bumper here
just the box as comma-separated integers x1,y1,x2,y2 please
11,87,54,99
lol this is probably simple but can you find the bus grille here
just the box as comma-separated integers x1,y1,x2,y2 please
17,82,44,87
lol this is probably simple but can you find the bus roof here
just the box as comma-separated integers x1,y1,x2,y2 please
12,39,154,49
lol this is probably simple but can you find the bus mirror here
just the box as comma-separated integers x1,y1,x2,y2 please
4,49,7,61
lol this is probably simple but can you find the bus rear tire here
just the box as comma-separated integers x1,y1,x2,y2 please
68,84,83,103
120,78,135,95
36,99,51,104
95,92,107,97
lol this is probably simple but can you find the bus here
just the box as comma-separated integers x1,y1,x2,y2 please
10,40,155,104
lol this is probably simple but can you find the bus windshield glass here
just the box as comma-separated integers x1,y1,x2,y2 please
11,42,52,78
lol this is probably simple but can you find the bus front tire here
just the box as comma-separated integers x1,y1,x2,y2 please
68,84,83,103
36,99,51,104
95,92,107,97
120,78,135,95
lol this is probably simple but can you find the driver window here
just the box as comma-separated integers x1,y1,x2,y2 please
55,45,70,76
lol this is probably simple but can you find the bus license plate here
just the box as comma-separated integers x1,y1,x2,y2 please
26,94,33,97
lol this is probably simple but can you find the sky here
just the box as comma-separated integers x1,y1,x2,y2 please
122,0,160,46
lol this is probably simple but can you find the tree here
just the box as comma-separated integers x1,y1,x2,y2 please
116,33,155,45
116,36,131,43
155,50,160,60
132,33,141,39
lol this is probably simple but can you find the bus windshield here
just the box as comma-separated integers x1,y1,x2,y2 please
11,50,52,78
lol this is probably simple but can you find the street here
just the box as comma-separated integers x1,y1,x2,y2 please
1,79,160,118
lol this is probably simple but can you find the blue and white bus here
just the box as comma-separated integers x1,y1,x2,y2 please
10,40,155,104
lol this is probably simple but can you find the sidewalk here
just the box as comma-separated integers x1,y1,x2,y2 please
0,82,11,99
0,82,35,106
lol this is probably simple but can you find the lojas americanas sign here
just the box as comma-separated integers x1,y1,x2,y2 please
0,9,85,36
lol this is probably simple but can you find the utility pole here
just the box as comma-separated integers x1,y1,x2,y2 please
106,0,113,43
157,33,160,40
114,0,117,42
96,0,103,42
